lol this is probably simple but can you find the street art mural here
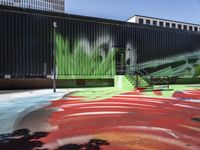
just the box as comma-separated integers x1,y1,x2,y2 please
137,51,200,78
1,86,200,150
56,34,116,79
0,5,200,82
1,5,200,150
55,22,200,82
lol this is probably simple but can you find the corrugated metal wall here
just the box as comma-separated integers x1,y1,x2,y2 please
55,18,116,79
134,27,200,77
0,7,53,78
0,6,200,79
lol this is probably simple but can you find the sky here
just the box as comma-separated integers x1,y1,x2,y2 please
65,0,200,24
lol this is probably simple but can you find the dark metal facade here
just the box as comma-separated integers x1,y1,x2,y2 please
0,5,200,79
0,6,54,78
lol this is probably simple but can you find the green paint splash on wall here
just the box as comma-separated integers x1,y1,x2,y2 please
55,34,116,79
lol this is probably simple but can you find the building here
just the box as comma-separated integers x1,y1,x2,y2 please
0,0,65,12
0,5,200,89
128,15,200,32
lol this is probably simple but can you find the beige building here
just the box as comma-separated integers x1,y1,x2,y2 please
128,15,200,32
0,0,65,12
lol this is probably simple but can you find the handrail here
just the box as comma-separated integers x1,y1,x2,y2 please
128,66,151,76
142,69,150,75
125,67,144,87
126,65,170,88
126,65,173,89
152,76,170,89
126,66,151,87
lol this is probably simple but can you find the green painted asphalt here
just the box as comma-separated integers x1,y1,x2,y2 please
143,84,200,98
68,84,200,100
68,87,129,101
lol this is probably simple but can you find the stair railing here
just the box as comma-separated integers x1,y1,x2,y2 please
126,66,152,87
128,65,153,87
125,66,144,87
126,65,172,89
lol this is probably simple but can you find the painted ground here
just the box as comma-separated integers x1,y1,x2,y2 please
0,85,200,150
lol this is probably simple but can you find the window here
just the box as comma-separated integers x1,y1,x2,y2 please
178,24,182,29
194,27,198,32
139,18,144,24
172,23,176,28
189,26,193,31
153,20,157,25
159,21,164,26
146,19,151,25
183,25,187,30
166,22,170,27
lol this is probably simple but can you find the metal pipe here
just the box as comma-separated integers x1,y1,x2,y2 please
136,66,139,88
53,21,57,93
167,76,170,89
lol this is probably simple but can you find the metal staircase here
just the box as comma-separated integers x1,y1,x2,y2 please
125,66,170,89
125,66,152,88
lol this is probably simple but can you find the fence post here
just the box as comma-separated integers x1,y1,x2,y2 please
150,75,153,87
53,22,57,93
167,76,170,89
136,65,139,88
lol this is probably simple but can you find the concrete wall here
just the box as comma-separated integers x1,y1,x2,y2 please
0,79,114,90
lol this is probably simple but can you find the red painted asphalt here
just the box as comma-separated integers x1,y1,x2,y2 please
35,90,200,150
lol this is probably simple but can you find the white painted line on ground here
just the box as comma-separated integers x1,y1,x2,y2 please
111,97,164,104
65,111,129,117
117,94,177,100
62,102,157,108
174,104,198,109
118,126,179,139
79,106,135,109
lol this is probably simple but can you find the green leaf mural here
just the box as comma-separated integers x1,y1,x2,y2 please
56,34,115,79
137,51,200,78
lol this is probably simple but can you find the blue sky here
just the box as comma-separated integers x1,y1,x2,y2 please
65,0,200,24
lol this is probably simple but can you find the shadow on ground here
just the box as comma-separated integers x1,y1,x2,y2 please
0,129,109,150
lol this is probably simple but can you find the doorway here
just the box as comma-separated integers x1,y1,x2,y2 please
116,49,126,75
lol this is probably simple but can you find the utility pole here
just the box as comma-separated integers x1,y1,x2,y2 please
53,21,57,93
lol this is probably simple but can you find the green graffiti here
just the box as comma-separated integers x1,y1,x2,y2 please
137,51,200,78
55,34,116,79
194,64,200,77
